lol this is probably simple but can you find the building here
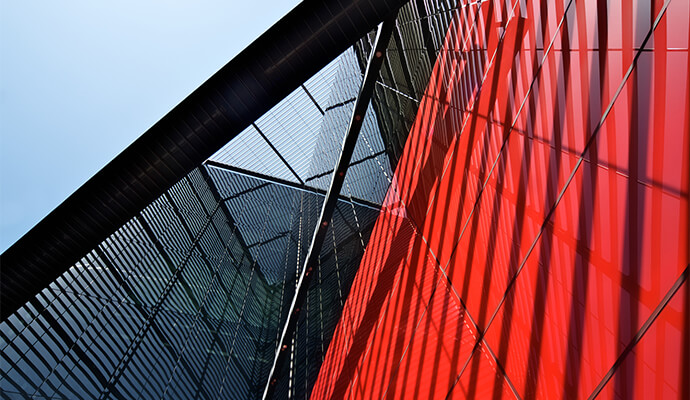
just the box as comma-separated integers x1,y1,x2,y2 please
1,0,688,399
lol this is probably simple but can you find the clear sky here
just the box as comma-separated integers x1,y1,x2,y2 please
0,0,300,252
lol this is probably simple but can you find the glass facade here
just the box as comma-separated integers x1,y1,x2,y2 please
1,168,281,399
1,0,688,399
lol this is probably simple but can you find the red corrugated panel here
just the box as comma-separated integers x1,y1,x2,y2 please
312,0,689,398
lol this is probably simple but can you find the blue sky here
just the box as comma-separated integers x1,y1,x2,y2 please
0,1,299,252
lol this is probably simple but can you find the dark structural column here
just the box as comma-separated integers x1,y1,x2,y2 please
261,14,399,400
0,0,407,322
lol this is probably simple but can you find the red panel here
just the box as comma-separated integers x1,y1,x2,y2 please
596,280,689,399
447,342,517,400
312,0,689,398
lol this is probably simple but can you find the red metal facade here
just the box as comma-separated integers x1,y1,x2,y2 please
312,0,689,398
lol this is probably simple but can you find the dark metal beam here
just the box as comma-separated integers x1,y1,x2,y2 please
205,160,382,212
247,231,291,249
198,165,261,275
252,123,305,184
223,181,271,202
304,149,387,182
301,84,325,115
261,14,399,399
324,97,357,111
0,0,408,321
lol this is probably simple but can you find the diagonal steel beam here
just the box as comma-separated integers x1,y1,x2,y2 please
304,149,387,182
253,123,305,185
247,231,291,249
261,13,399,399
198,164,261,271
301,84,325,116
